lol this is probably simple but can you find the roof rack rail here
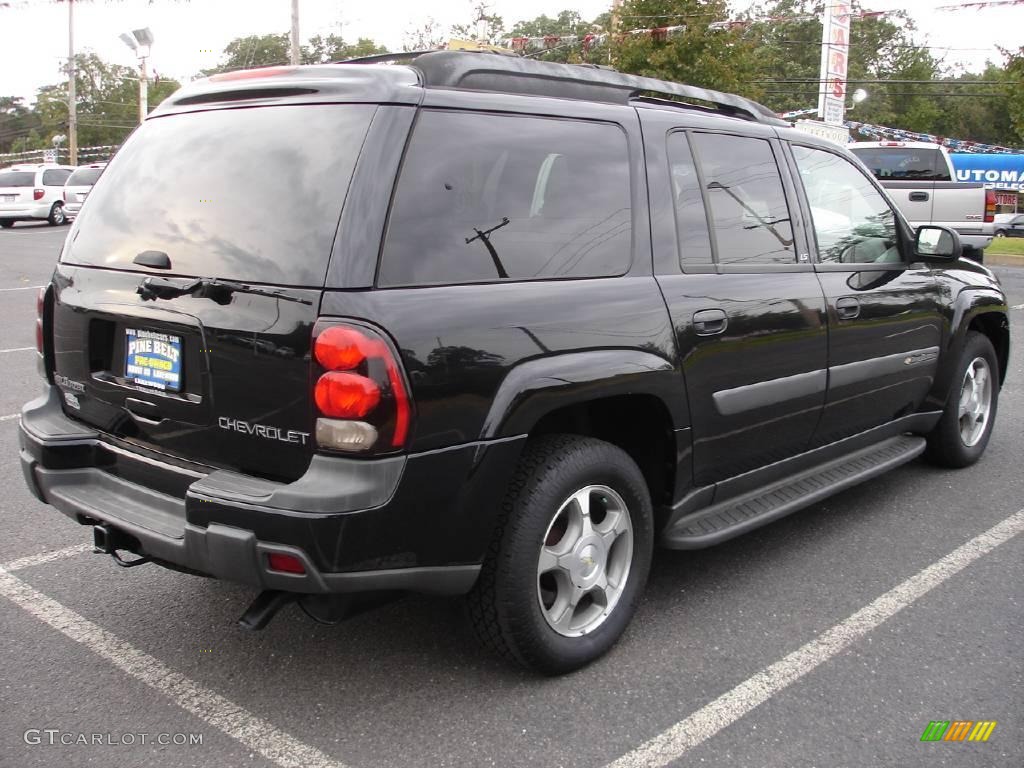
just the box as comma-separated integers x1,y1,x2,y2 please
399,51,787,126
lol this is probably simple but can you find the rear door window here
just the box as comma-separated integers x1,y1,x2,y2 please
66,167,104,186
0,171,35,187
690,133,797,266
42,169,72,186
62,104,376,286
379,110,632,286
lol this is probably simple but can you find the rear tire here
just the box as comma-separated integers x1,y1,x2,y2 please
47,203,65,226
0,220,13,228
925,331,999,468
466,434,654,675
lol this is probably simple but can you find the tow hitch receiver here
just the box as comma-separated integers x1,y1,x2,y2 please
92,524,152,568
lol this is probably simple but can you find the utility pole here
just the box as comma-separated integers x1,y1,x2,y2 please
290,0,300,65
67,0,77,165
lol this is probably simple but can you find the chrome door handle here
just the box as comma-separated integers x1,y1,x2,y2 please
836,297,860,320
693,308,728,336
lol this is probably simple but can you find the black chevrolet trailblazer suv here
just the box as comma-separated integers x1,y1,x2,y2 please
20,53,1009,674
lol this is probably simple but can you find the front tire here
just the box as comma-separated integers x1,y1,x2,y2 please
47,203,66,226
925,331,999,468
466,434,654,675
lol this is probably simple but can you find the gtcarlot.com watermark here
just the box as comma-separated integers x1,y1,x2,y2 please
24,729,203,746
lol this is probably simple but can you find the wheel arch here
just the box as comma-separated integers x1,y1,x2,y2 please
927,289,1009,411
480,350,688,512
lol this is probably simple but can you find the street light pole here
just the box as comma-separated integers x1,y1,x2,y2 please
120,29,153,125
138,53,148,123
67,0,77,165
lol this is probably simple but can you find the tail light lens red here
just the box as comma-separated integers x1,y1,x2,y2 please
33,188,44,201
984,189,996,223
312,321,412,453
314,371,380,418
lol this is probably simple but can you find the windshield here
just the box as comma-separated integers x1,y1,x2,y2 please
0,170,35,187
849,146,951,181
66,167,104,186
63,104,376,286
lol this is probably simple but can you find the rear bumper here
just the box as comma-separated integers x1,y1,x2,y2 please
959,234,993,251
64,202,82,217
20,386,525,595
0,202,51,220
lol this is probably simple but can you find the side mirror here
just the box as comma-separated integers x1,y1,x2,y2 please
915,225,962,261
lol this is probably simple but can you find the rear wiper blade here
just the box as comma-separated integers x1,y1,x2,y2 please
137,276,312,305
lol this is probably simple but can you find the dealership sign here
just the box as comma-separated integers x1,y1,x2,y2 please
817,1,850,126
950,153,1024,191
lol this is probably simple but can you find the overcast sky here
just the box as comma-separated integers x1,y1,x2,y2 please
0,0,1019,105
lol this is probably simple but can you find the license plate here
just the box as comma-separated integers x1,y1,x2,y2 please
77,192,88,202
0,194,15,202
125,328,183,392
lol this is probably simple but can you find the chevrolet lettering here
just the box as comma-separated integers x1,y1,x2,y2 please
217,417,310,446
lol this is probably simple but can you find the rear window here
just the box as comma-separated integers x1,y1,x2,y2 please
379,110,632,286
66,167,104,186
62,104,375,286
848,146,951,181
0,171,35,187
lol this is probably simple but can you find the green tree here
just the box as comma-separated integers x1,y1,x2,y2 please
0,96,41,154
203,31,389,73
612,0,762,97
403,18,446,51
305,34,387,63
1004,47,1024,143
203,33,292,74
32,52,180,150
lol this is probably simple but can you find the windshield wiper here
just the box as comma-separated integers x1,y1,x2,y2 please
137,276,312,305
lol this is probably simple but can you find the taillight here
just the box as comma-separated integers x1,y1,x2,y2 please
984,189,996,223
33,188,44,201
312,321,412,453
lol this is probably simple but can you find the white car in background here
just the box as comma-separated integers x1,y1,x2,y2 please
63,163,106,220
0,164,75,228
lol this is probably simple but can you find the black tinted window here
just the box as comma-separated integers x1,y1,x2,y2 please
379,111,631,286
666,132,713,269
0,171,34,187
848,146,951,181
62,104,375,286
691,134,796,265
42,169,71,186
67,167,104,186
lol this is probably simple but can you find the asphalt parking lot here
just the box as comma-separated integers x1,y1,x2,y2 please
0,222,1021,768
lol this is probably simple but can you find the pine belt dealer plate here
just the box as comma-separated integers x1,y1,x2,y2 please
125,328,183,392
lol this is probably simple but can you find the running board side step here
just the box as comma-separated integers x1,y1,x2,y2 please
662,435,926,549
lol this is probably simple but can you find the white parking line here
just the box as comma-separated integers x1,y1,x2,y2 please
0,285,44,292
0,414,20,422
1,543,91,572
606,508,1024,768
0,346,34,353
0,567,350,768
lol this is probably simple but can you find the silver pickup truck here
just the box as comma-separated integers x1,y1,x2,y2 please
849,141,994,259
